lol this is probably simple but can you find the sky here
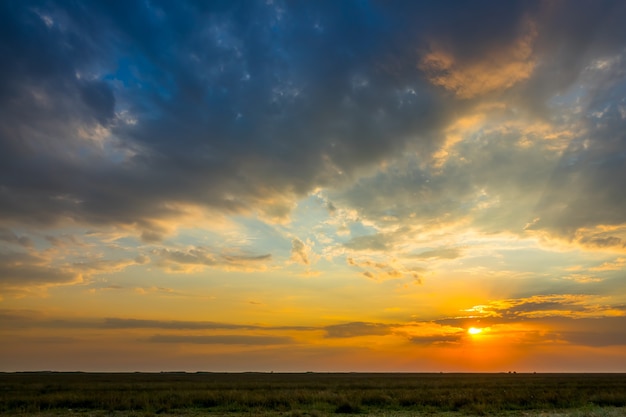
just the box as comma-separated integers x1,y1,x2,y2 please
1,0,626,373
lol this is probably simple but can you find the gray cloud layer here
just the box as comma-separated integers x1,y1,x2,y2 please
6,1,623,236
0,0,455,237
147,335,294,345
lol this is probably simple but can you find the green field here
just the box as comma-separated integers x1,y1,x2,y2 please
1,372,625,416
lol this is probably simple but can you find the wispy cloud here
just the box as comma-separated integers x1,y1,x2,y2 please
153,247,271,273
147,335,294,345
459,295,626,321
324,322,392,338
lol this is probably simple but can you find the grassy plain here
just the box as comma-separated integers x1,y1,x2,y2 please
1,372,625,416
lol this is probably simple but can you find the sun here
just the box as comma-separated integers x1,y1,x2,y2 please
468,327,483,335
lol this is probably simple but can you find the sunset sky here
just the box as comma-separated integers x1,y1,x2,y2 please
2,0,626,373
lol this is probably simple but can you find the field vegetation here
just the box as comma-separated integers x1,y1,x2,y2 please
1,372,625,416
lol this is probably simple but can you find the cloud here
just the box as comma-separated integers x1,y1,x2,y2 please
102,318,316,332
21,336,79,344
332,111,565,238
420,18,537,98
524,51,626,240
392,321,467,345
290,238,310,265
324,322,392,338
344,234,391,251
580,235,624,249
560,274,603,284
412,247,462,260
318,2,626,254
431,298,626,348
0,251,81,290
72,257,145,275
2,0,625,253
346,256,420,282
457,295,626,323
2,1,626,373
103,318,252,330
153,246,271,272
45,234,85,248
0,312,318,332
0,228,33,247
147,335,294,345
0,0,453,237
562,329,626,347
0,234,150,296
0,309,43,327
590,257,626,271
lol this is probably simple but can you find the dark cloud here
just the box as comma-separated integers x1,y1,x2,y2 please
27,336,79,344
414,0,541,62
1,0,625,244
79,79,116,125
0,313,317,332
45,234,84,248
153,246,271,271
580,236,624,248
524,2,626,238
0,309,42,326
505,301,583,315
0,228,32,248
527,71,626,238
0,251,79,288
528,0,626,104
0,313,95,330
562,330,626,347
147,335,294,345
528,316,626,347
324,321,391,338
0,0,454,236
103,318,250,330
331,2,626,244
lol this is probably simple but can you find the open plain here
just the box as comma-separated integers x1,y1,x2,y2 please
1,372,625,416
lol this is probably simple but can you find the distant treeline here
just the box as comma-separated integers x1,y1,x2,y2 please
1,372,625,415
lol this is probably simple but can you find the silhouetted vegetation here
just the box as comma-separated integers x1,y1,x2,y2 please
1,372,625,415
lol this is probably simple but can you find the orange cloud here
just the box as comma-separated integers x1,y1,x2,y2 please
420,20,537,98
463,294,625,321
590,257,626,271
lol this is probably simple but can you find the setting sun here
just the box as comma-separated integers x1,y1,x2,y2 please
468,327,483,335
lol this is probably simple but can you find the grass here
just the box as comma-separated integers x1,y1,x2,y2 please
1,372,625,416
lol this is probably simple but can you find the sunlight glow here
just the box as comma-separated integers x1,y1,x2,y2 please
468,327,483,335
